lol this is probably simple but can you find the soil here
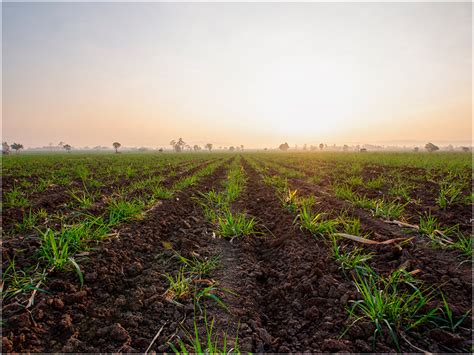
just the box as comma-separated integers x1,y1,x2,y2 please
1,156,472,353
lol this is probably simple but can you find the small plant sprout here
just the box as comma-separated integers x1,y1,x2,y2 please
164,267,191,301
216,211,257,239
169,310,239,354
331,236,374,271
297,205,338,237
174,252,220,277
347,267,436,350
437,182,464,209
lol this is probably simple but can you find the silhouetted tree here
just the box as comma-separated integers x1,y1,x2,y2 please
3,142,10,155
319,143,324,150
113,142,121,153
303,144,307,151
360,148,367,153
279,142,290,151
158,148,163,152
240,145,244,151
193,145,201,151
343,144,349,152
63,144,72,152
414,147,419,152
461,146,470,152
205,143,213,152
229,146,235,152
11,143,23,153
170,138,186,152
425,142,439,153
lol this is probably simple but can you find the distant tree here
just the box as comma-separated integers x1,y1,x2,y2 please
240,145,244,151
425,142,439,153
11,143,24,153
279,142,290,151
205,143,213,152
264,147,268,151
461,146,470,152
447,144,454,151
3,142,11,155
319,143,324,150
113,142,121,153
303,144,307,151
193,145,201,151
342,144,349,152
170,138,186,152
414,147,419,152
359,148,367,153
229,146,235,152
158,148,163,152
63,144,72,152
58,141,64,149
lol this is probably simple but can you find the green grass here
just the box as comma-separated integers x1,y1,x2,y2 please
107,198,145,225
175,252,220,277
164,267,191,301
4,186,29,208
366,176,385,189
296,205,338,236
347,267,436,350
437,182,464,209
331,236,374,271
372,199,407,220
170,310,239,354
216,210,257,238
1,259,47,300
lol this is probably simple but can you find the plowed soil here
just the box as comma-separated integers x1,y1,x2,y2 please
2,156,472,353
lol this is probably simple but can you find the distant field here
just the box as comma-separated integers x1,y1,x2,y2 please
2,151,472,353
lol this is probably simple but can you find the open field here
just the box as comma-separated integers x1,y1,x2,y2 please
1,151,472,352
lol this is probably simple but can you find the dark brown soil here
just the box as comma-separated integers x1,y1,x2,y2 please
2,155,472,353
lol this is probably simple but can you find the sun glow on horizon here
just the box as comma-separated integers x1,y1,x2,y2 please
2,2,472,148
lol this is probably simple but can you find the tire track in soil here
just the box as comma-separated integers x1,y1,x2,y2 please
249,158,472,352
213,157,375,353
2,158,231,353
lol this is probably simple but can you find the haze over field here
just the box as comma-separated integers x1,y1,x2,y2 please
2,2,472,149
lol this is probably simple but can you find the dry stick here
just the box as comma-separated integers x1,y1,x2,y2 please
384,219,419,229
334,233,412,245
385,219,454,243
145,323,166,354
26,269,48,309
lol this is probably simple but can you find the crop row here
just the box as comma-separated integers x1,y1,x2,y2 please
254,156,472,247
2,158,225,305
246,156,470,352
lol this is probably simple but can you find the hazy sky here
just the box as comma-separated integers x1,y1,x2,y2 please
2,2,472,148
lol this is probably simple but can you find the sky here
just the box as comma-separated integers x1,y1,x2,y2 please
2,2,472,148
